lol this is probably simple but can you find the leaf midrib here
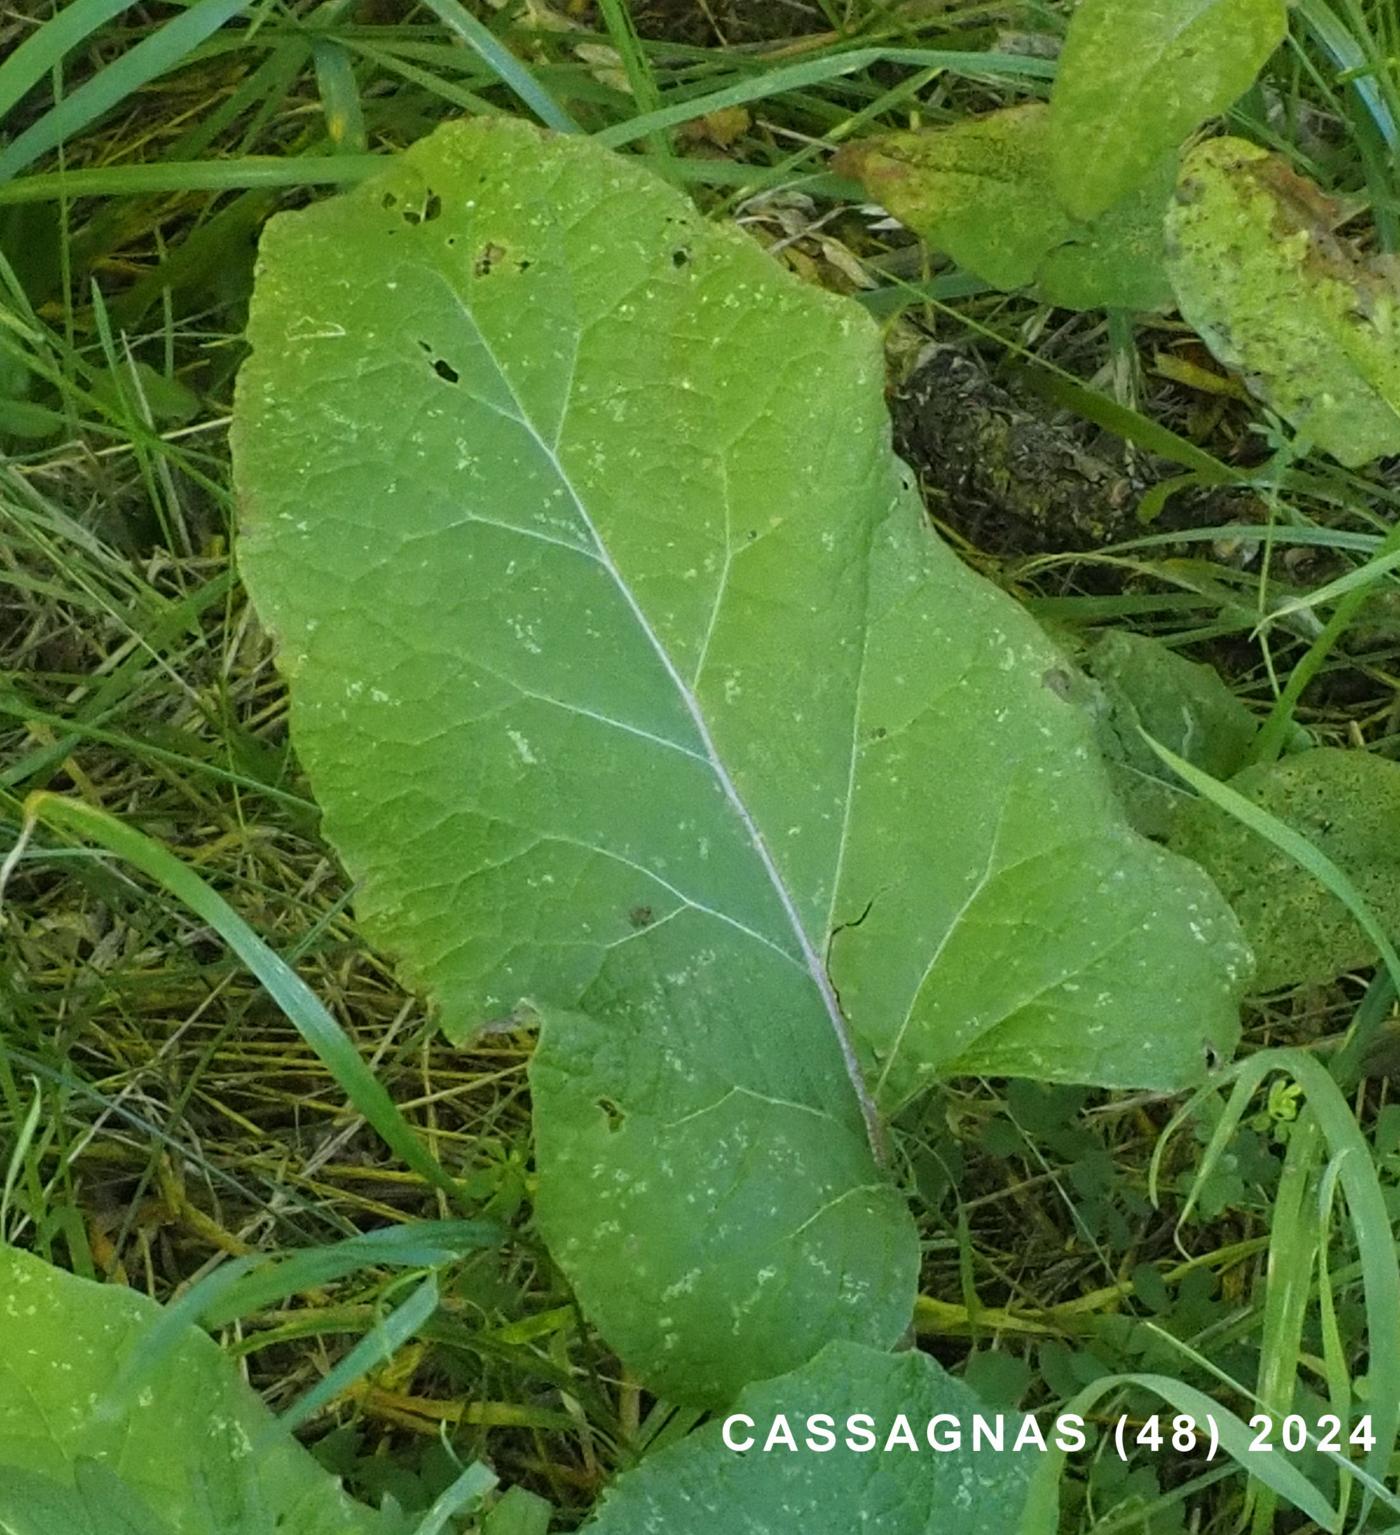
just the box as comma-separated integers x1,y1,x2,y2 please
442,269,884,1155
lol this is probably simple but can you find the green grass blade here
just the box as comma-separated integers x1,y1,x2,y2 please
595,49,1055,149
1315,1151,1357,1530
340,38,500,117
1012,361,1241,481
0,0,139,124
0,154,385,204
1107,525,1381,555
1298,0,1399,149
0,0,252,185
1330,970,1395,1092
1150,1048,1400,1515
1248,1111,1322,1534
1158,1067,1265,1226
1134,1325,1400,1516
413,0,579,133
0,694,315,808
411,1462,499,1535
0,152,852,205
1278,1054,1400,1524
597,0,672,172
0,1076,43,1236
274,1273,439,1435
1021,1371,1338,1531
1249,517,1400,764
97,1222,500,1423
1261,543,1400,625
96,1254,263,1423
21,792,470,1209
312,37,367,154
199,1221,502,1325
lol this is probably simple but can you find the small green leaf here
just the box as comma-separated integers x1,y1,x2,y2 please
483,1486,553,1535
1169,747,1400,989
0,1244,391,1535
1165,137,1400,466
1079,629,1258,837
1049,0,1287,219
963,1347,1034,1407
837,106,1073,292
836,105,1174,310
584,1341,1049,1534
90,358,200,424
0,395,64,438
1036,154,1178,312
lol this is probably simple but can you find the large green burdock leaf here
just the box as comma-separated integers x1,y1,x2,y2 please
1049,0,1287,219
585,1341,1048,1534
1169,748,1400,989
1165,137,1400,467
0,1245,390,1535
233,116,1248,1404
835,105,1174,311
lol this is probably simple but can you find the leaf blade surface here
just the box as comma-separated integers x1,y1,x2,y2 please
1049,0,1287,218
0,1245,388,1535
584,1340,1049,1534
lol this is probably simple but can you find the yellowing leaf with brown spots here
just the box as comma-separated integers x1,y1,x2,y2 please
836,105,1175,310
1166,137,1400,466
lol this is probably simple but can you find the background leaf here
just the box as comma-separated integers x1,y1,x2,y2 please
1049,0,1287,219
482,1486,553,1535
0,1244,391,1535
1036,153,1177,312
1165,136,1400,466
836,104,1174,309
583,1340,1048,1534
1169,747,1400,988
837,106,1073,291
1078,629,1258,837
233,117,1248,1404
